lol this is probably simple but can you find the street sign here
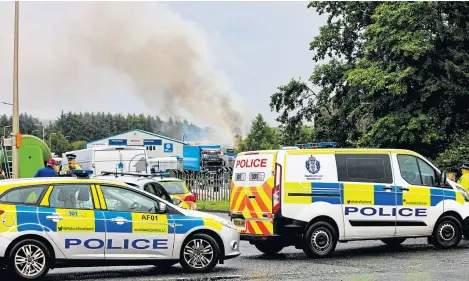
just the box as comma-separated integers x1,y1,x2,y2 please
117,162,124,170
164,143,173,153
109,139,127,146
144,139,162,146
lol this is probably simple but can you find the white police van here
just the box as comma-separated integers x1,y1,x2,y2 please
230,144,469,257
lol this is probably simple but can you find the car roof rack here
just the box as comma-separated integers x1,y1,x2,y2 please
58,170,94,179
294,142,337,149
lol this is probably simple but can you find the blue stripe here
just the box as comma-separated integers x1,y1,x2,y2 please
373,185,396,206
104,211,133,233
16,206,42,232
430,188,444,206
170,215,204,234
395,186,403,206
94,211,106,233
311,182,341,189
36,207,57,232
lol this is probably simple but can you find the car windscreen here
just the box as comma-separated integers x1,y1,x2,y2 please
159,181,186,194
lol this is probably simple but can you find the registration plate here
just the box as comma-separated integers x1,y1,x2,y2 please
232,219,246,231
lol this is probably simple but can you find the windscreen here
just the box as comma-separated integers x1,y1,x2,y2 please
159,181,186,194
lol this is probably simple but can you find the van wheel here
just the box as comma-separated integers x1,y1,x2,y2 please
381,238,406,247
303,221,337,258
254,241,284,256
6,239,50,280
180,233,219,273
432,216,462,249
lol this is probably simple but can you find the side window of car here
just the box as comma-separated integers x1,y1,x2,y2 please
49,184,94,210
397,155,422,185
153,183,172,202
100,185,159,214
417,158,437,187
143,183,156,195
336,154,393,184
0,185,47,205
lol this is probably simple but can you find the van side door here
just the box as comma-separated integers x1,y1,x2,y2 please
337,152,397,239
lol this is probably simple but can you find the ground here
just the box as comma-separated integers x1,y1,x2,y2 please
41,213,469,281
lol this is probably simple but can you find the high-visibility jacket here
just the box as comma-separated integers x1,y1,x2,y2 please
65,163,82,171
457,171,469,192
26,192,38,203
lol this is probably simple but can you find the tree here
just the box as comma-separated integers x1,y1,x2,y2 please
244,114,280,151
234,135,248,153
50,132,70,156
271,2,469,159
69,141,86,151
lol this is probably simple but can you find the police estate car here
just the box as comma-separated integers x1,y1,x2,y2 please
0,177,240,280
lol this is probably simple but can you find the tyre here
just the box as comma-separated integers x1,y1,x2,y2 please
6,239,51,280
432,216,462,249
254,241,284,256
154,261,179,268
381,238,406,247
180,233,219,273
303,221,337,258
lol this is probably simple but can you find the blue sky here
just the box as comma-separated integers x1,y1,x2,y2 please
0,1,327,129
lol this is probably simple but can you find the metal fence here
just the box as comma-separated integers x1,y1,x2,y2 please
170,170,232,202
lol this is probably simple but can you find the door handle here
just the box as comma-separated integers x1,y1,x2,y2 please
46,214,63,221
399,187,409,191
248,195,256,199
382,186,393,191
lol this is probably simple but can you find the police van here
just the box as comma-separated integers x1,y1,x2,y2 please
0,174,240,280
230,143,469,257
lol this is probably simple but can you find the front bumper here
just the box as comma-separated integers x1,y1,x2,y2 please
221,228,241,261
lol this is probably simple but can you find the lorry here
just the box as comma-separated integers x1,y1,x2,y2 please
182,145,234,174
0,135,52,178
62,146,151,176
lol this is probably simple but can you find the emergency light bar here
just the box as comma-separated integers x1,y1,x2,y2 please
294,142,337,149
58,170,93,179
152,171,171,178
101,171,153,178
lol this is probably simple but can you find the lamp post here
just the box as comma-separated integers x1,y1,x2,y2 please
34,123,44,141
49,133,57,152
11,1,20,179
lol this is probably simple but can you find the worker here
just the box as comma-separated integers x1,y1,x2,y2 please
447,168,459,182
34,158,58,177
64,153,82,172
457,163,469,191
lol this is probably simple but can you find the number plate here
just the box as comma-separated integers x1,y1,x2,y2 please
232,219,246,231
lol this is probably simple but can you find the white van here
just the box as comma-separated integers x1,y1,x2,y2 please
230,147,469,257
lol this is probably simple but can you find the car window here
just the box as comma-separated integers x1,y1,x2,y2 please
100,185,158,213
49,185,94,210
152,183,172,202
397,155,422,185
336,154,393,184
418,158,437,187
143,183,156,194
0,186,47,205
159,181,186,194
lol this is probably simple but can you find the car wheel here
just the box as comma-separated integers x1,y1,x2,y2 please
381,238,406,247
432,216,462,249
254,241,284,256
180,233,219,273
303,221,337,258
7,239,50,280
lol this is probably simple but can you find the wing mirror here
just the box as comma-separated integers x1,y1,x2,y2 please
172,198,182,205
157,202,167,213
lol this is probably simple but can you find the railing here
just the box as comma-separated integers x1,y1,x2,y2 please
169,170,232,202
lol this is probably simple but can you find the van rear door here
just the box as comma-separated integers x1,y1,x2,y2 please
230,151,276,236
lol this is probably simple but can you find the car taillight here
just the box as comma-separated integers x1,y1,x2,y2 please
273,163,282,215
192,192,197,202
185,193,197,202
0,210,4,216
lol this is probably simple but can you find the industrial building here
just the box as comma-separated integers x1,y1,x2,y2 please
85,129,185,159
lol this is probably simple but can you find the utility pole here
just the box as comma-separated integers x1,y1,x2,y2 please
12,1,20,178
35,123,45,141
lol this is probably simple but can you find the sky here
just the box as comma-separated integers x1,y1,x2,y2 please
0,1,327,136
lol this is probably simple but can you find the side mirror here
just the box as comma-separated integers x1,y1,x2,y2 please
157,202,167,213
172,198,182,205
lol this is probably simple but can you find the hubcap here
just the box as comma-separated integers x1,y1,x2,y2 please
311,229,331,252
14,244,45,277
439,223,456,242
183,239,214,269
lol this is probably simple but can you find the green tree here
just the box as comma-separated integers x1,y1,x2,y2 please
244,114,280,151
50,132,70,156
234,135,248,153
69,141,86,151
271,2,469,158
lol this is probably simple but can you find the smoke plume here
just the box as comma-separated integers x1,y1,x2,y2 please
0,2,246,145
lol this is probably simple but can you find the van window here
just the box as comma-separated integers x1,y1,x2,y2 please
397,155,437,187
336,154,393,184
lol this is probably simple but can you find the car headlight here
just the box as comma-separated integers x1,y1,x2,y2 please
219,219,237,230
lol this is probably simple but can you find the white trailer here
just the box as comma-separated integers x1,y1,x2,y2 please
62,146,150,176
149,156,182,172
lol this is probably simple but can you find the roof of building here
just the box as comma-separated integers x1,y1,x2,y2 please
85,129,187,147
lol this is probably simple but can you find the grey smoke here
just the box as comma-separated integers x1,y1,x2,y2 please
0,2,246,144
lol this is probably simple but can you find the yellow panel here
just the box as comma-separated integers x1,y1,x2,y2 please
284,182,312,204
95,185,107,209
203,218,223,232
0,204,18,233
343,183,374,205
403,187,430,206
132,213,169,234
39,186,54,206
56,209,95,232
456,192,466,204
335,149,389,154
90,185,101,209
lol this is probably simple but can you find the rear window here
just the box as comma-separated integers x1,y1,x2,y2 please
0,185,47,205
336,154,393,184
159,181,186,194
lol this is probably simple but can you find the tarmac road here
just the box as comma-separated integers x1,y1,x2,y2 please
41,213,469,281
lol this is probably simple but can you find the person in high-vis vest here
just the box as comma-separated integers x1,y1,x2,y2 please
447,168,459,182
457,163,469,191
64,153,82,173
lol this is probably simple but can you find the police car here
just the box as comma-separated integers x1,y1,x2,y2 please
94,171,197,210
0,175,240,280
230,145,469,257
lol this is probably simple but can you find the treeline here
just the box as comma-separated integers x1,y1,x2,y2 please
0,112,202,154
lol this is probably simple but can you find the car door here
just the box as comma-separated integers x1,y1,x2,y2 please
394,154,444,236
37,184,105,259
337,152,397,239
96,184,175,259
144,182,172,203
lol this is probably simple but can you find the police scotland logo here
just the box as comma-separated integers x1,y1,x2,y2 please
305,155,323,180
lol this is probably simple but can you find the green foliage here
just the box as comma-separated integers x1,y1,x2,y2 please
244,114,280,151
271,2,469,160
50,132,71,156
69,141,86,151
434,132,469,171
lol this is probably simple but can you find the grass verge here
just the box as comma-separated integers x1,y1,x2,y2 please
197,200,229,212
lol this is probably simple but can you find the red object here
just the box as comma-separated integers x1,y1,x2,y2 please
184,193,197,202
46,158,56,166
0,210,4,216
272,163,282,214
